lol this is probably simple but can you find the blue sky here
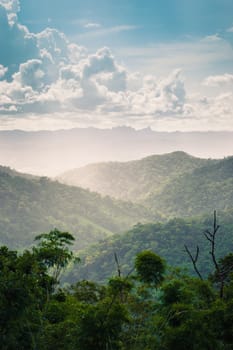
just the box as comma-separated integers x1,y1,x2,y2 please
0,0,232,131
18,0,233,38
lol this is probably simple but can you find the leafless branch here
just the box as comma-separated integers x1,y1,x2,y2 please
184,244,203,280
114,252,121,277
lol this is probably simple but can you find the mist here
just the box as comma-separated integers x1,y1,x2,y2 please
0,127,233,177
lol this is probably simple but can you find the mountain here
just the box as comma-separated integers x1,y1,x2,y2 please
149,156,233,217
58,151,212,202
0,167,154,250
0,165,37,180
65,210,233,283
1,127,233,176
58,152,233,218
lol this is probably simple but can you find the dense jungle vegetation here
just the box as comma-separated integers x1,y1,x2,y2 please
66,210,233,283
1,223,233,350
1,152,233,349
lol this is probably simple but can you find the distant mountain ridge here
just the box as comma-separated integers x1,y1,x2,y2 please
58,151,212,202
1,127,233,176
58,152,233,218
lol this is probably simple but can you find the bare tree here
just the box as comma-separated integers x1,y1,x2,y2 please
185,211,231,298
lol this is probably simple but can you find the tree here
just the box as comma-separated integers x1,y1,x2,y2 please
0,246,51,349
135,250,165,286
184,211,233,298
34,229,79,283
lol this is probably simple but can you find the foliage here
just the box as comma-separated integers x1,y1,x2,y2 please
0,169,154,250
58,151,210,202
1,221,233,349
59,152,233,219
34,229,78,282
65,211,233,283
148,156,233,218
135,250,165,286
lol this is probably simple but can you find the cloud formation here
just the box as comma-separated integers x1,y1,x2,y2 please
84,22,102,29
203,74,233,86
0,1,232,131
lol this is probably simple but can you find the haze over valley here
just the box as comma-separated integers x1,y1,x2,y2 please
1,127,233,176
1,0,233,347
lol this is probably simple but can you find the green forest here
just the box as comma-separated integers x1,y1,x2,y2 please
1,222,233,350
66,210,233,283
0,167,153,250
1,152,233,349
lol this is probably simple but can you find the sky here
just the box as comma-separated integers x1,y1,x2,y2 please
0,0,233,131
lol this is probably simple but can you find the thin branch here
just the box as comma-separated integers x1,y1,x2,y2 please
204,233,212,243
204,211,225,298
194,245,200,262
184,244,203,280
205,230,214,238
114,252,121,277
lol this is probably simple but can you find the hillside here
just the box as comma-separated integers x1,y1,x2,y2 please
1,128,233,176
0,168,154,250
58,151,212,202
58,153,233,218
149,156,233,217
65,210,233,283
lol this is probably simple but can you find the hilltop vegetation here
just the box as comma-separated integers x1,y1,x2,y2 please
58,151,211,202
0,168,153,250
65,211,233,283
58,152,233,218
149,156,233,217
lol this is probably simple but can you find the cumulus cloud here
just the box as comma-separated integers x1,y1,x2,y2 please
0,0,19,13
0,64,8,78
203,74,233,86
14,59,46,90
0,0,19,24
0,5,38,77
0,0,232,131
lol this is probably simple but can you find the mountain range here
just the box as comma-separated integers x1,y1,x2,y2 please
58,151,233,218
1,150,233,283
0,166,153,250
1,127,233,176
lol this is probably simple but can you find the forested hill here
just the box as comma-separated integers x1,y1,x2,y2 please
149,156,233,217
58,151,212,202
0,168,154,250
65,210,233,283
58,153,233,218
0,165,36,179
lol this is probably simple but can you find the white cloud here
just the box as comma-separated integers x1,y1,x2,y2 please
13,59,45,90
122,69,186,117
203,74,233,87
0,64,8,78
0,1,232,132
0,7,39,77
118,36,233,78
84,22,102,29
0,0,19,25
201,34,222,42
77,25,139,40
227,26,233,33
0,0,19,12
